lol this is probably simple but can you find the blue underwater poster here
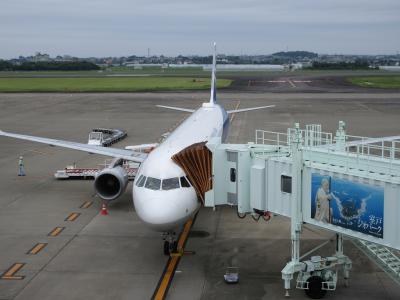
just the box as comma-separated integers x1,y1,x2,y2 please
311,173,384,238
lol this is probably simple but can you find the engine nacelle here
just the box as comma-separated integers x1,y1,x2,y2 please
94,165,128,201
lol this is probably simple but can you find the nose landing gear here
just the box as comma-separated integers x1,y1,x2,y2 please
162,231,178,255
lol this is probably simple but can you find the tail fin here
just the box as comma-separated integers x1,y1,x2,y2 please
209,42,217,104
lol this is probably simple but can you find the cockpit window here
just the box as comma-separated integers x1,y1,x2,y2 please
135,175,142,186
145,177,161,190
180,176,191,188
136,175,146,187
162,177,180,190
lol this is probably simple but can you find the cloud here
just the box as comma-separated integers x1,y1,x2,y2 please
1,0,399,58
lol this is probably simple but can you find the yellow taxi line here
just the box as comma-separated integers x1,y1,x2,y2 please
48,227,65,237
65,212,80,222
152,214,197,300
80,201,93,209
1,263,25,280
27,243,47,255
229,101,241,124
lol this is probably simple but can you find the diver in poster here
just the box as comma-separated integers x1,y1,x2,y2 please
314,178,333,223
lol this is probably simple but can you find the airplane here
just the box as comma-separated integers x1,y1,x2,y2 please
0,43,276,255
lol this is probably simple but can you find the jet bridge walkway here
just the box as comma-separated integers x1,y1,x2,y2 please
204,121,400,298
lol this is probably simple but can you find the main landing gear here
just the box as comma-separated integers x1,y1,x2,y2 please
162,231,178,255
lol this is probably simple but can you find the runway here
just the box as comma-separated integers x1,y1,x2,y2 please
229,74,400,93
0,92,400,299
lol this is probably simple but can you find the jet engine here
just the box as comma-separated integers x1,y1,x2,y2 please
94,159,128,201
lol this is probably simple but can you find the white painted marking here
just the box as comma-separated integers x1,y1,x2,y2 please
287,80,296,88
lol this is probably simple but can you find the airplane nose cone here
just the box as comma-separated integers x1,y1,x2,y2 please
133,187,198,231
139,197,180,225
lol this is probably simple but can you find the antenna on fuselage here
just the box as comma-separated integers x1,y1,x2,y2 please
209,42,217,104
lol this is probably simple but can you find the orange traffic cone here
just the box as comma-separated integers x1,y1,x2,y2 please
100,203,108,215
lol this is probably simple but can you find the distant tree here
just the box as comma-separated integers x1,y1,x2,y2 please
3,61,101,71
271,51,318,59
307,60,370,70
0,60,13,71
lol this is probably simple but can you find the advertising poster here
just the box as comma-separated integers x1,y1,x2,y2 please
311,173,384,238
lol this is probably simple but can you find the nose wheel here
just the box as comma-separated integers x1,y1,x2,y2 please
162,231,178,256
163,240,178,255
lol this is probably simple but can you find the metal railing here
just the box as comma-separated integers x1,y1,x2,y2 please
255,125,400,177
256,126,399,162
345,135,400,161
255,129,289,147
255,127,333,148
287,127,333,148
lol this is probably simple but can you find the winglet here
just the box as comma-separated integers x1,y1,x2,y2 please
209,42,217,104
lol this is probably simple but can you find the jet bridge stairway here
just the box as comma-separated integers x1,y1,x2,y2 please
353,239,400,285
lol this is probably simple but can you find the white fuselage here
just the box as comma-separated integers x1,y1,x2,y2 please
132,103,229,231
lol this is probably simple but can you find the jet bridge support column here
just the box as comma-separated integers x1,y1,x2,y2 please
281,123,353,298
335,233,352,287
282,123,304,296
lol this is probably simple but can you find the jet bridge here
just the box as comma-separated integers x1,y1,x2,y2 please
204,122,400,298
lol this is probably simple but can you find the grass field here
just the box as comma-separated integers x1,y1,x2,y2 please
0,77,232,92
347,76,400,88
2,68,397,79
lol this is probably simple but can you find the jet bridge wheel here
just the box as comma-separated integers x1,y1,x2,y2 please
305,276,327,299
237,211,246,219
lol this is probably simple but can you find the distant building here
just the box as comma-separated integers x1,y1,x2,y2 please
379,66,400,71
33,52,51,62
62,55,73,61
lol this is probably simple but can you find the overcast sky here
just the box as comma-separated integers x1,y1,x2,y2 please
1,0,400,58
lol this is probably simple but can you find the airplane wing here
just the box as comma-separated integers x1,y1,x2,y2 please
125,143,158,151
157,104,275,114
227,105,275,114
156,105,195,113
0,130,147,162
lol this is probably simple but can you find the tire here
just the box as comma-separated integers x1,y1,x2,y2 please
237,211,246,219
171,241,178,253
305,276,327,299
163,241,170,256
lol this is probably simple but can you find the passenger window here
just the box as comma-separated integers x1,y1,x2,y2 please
136,175,144,187
162,177,180,190
180,176,191,188
281,175,292,194
145,177,161,190
230,168,236,182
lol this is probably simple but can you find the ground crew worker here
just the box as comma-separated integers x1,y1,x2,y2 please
18,156,25,176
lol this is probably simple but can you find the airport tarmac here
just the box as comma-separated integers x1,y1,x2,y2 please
0,92,400,300
229,74,400,93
